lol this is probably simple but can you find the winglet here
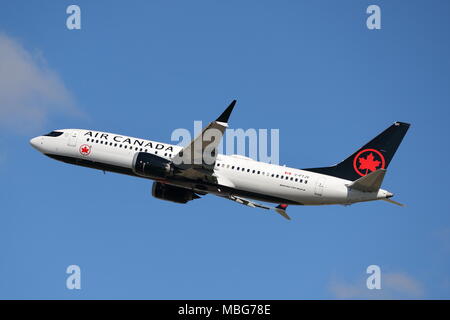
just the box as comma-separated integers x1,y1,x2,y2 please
275,204,291,220
216,100,236,123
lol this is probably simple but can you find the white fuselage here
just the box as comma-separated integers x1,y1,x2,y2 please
30,129,392,206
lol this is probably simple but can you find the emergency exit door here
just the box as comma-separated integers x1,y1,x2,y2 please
68,131,78,147
314,178,325,196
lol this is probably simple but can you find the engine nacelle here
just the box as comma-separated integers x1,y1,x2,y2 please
152,182,199,204
132,152,173,179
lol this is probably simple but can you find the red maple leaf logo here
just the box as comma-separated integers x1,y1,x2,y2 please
80,144,91,155
358,153,380,174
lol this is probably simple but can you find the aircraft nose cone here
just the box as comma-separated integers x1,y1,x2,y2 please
29,137,41,150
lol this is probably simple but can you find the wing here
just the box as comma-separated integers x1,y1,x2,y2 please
382,198,405,206
224,195,291,220
172,100,236,179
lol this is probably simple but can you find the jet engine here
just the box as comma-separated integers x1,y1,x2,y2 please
151,182,200,204
132,152,173,179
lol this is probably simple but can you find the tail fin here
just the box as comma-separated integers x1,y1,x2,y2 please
304,122,410,181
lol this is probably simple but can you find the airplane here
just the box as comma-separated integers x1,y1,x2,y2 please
29,100,410,220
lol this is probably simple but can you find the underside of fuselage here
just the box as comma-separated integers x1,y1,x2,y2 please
45,153,303,205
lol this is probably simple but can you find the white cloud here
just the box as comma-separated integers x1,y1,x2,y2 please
0,32,80,133
329,271,424,299
329,279,366,299
383,272,424,297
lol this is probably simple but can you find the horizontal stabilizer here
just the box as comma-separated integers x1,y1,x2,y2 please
348,169,386,192
275,204,291,220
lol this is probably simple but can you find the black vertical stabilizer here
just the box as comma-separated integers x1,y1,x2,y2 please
303,122,410,181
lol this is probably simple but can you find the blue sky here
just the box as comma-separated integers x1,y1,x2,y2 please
0,0,449,299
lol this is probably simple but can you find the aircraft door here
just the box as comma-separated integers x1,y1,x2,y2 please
314,178,325,196
68,131,78,147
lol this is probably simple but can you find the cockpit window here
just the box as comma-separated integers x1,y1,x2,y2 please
44,131,63,137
